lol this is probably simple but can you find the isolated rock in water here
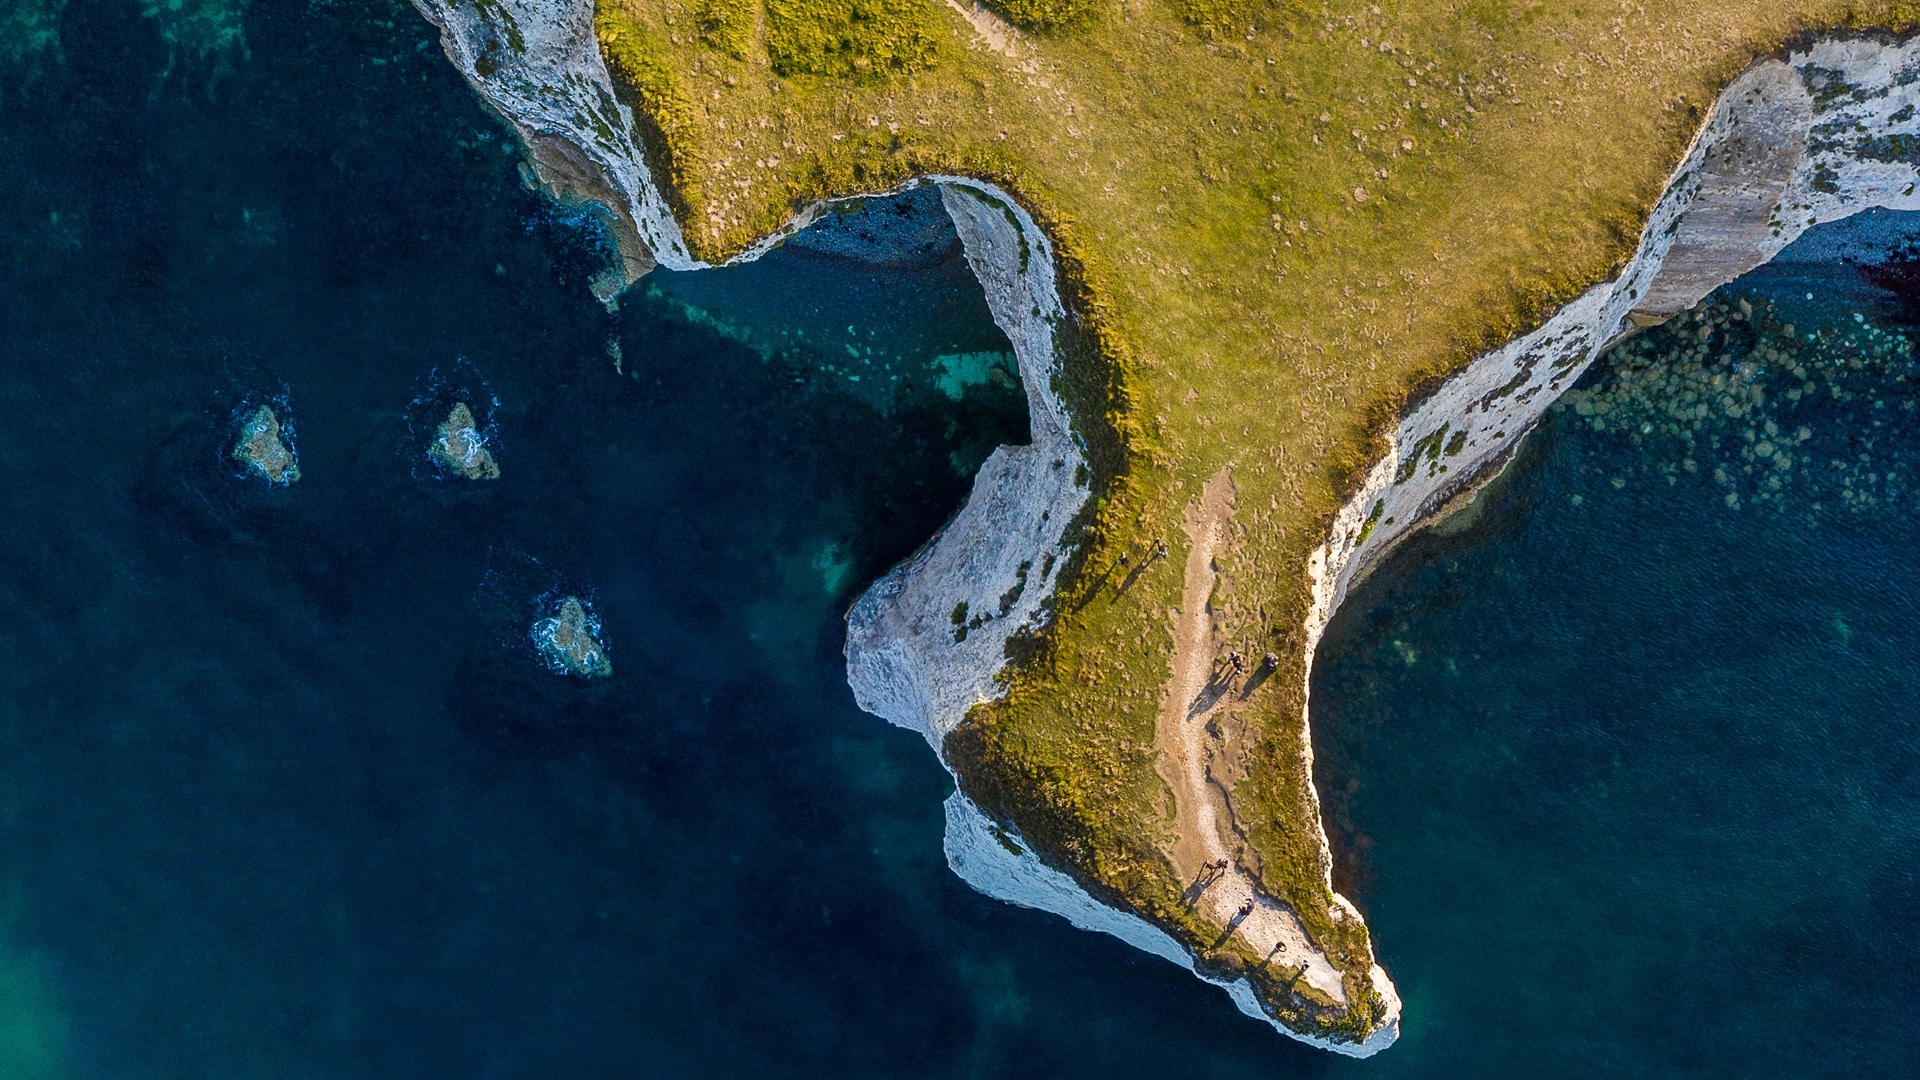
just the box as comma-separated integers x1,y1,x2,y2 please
232,405,299,484
533,596,611,678
430,402,499,480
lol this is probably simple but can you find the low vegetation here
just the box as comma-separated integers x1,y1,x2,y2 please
763,0,943,77
982,0,1102,31
589,0,1920,1041
694,0,753,58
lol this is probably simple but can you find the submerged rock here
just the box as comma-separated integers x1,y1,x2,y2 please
232,404,299,484
1566,295,1919,513
533,596,611,678
430,402,499,480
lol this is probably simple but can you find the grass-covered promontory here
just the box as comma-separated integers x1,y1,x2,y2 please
592,0,1920,1043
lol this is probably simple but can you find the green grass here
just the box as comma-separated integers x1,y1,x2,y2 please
763,0,943,77
1162,0,1266,33
982,0,1102,30
695,0,755,57
590,0,1920,1041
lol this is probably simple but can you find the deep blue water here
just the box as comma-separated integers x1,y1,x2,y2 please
1317,219,1920,1077
5,0,1920,1076
0,1,1321,1076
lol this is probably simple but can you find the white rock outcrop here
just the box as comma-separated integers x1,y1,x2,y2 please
844,179,1085,749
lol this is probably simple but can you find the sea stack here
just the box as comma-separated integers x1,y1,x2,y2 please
430,402,499,480
232,405,299,484
533,596,612,678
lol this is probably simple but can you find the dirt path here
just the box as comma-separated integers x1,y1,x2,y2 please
1155,468,1347,1003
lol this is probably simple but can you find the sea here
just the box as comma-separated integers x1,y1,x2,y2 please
0,0,1913,1076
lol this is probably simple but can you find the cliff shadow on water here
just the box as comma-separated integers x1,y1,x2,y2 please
1312,209,1920,1079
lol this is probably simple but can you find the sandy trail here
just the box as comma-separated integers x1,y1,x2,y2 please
1155,468,1347,1002
943,0,1021,57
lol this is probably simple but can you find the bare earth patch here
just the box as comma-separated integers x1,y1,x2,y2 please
941,0,1020,58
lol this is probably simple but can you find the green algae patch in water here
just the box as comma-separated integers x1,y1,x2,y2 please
0,936,70,1080
0,0,64,72
931,351,1018,401
139,0,249,69
812,540,855,597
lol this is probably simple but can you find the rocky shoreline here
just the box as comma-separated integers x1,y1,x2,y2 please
1295,56,1920,1050
406,0,1920,1052
1312,39,1920,667
408,0,1356,1037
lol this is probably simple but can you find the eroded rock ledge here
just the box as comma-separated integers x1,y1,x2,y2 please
407,0,1920,1052
1312,40,1920,653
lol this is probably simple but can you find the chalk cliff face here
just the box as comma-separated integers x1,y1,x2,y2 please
409,0,1920,1052
405,0,1088,746
410,0,690,272
1313,41,1920,644
843,180,1085,750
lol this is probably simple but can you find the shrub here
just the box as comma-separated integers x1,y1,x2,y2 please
763,0,941,77
594,6,704,215
983,0,1102,30
1163,0,1263,34
696,0,755,58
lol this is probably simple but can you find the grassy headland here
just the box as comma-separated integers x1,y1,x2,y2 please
591,0,1918,1041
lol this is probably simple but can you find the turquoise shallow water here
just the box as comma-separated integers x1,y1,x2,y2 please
4,0,1919,1076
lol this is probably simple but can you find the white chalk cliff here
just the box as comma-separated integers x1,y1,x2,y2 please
1312,41,1920,654
405,0,1920,1052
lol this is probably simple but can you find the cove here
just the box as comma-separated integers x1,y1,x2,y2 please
0,0,1396,1074
1314,210,1920,1078
8,0,1920,1075
0,0,1300,1075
